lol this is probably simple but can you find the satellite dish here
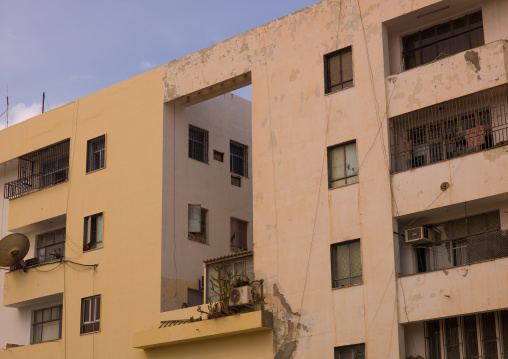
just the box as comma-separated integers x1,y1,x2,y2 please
0,233,30,267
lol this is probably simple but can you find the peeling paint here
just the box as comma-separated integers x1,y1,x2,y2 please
464,50,481,72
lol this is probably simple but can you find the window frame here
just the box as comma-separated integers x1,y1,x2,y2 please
334,343,366,359
83,213,104,252
331,239,363,289
188,206,208,244
189,125,209,163
36,228,66,263
230,140,248,177
324,46,354,94
327,140,359,189
31,305,63,344
80,295,101,334
86,135,106,173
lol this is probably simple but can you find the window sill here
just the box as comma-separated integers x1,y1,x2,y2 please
328,181,359,191
332,282,363,290
83,245,103,254
86,166,106,175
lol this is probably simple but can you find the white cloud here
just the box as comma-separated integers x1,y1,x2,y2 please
0,102,63,130
139,60,157,70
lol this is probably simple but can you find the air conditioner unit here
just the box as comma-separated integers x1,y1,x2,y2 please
405,226,434,245
229,285,254,307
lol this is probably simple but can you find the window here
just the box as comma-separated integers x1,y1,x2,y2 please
188,205,207,244
189,125,208,163
230,218,248,252
36,228,65,263
187,288,204,307
334,344,365,359
331,240,362,288
413,211,501,274
325,46,353,94
328,141,358,189
86,135,106,173
83,213,103,251
32,305,62,343
81,295,101,334
213,150,224,162
424,310,508,359
231,175,241,187
230,140,248,177
403,11,484,70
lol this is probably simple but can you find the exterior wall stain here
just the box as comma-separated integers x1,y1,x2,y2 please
465,50,481,72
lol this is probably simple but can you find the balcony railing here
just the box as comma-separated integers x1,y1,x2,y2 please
389,85,508,173
4,140,70,199
403,229,508,276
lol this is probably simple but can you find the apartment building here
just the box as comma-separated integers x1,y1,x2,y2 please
3,0,508,358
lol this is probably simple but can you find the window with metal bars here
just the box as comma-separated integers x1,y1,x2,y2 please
331,239,362,288
409,211,502,275
36,228,65,263
325,46,353,94
230,140,248,177
423,310,508,359
4,139,70,199
81,295,101,334
189,125,208,163
328,141,358,189
32,305,62,343
86,135,105,173
334,343,365,359
402,11,484,71
389,85,508,174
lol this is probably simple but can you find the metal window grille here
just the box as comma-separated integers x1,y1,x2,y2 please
328,141,358,188
325,46,353,94
334,344,365,359
86,135,105,173
32,305,62,344
4,139,70,199
389,85,508,173
230,140,248,177
189,125,208,163
36,228,66,263
402,11,484,70
81,295,100,334
331,239,362,288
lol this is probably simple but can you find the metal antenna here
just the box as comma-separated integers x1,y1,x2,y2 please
42,92,45,113
6,85,8,128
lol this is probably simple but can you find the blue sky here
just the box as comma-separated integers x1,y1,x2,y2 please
0,0,322,128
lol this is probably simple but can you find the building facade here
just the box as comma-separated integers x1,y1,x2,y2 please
3,0,508,358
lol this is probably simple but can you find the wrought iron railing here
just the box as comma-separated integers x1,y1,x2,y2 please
4,139,70,199
389,85,508,173
406,229,508,275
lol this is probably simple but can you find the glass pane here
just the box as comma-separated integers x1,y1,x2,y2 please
330,178,347,189
346,175,358,185
328,53,342,86
42,321,60,341
43,309,51,322
350,276,362,285
452,16,467,33
486,212,501,231
422,44,438,64
453,240,468,266
36,310,43,323
96,214,103,244
469,11,483,27
434,242,453,269
345,143,357,177
403,33,420,51
83,298,91,322
38,248,46,263
33,324,42,343
335,244,350,280
404,50,421,70
433,223,450,242
329,146,345,181
470,28,484,50
52,307,61,320
468,215,484,235
451,218,467,238
349,241,362,277
421,27,436,46
463,315,479,358
95,296,101,320
341,50,353,83
337,279,349,287
436,22,452,40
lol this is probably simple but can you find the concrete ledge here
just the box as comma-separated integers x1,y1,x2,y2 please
133,310,273,349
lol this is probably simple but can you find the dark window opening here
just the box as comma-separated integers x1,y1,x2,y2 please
231,175,241,187
213,150,224,162
230,140,248,177
189,125,208,163
230,218,248,252
325,46,353,94
331,239,362,288
86,135,106,173
83,213,103,251
188,205,208,244
328,141,358,189
334,343,365,359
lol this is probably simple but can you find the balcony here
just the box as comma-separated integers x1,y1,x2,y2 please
3,261,64,308
386,40,508,118
4,139,70,200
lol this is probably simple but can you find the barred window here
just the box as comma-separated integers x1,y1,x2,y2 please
331,240,362,288
403,11,484,71
86,135,106,173
32,305,62,343
328,141,358,189
81,295,101,334
230,140,248,177
189,125,208,163
334,343,365,359
325,46,353,94
36,228,65,263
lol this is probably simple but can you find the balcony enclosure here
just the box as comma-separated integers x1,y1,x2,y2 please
389,85,508,174
4,139,70,199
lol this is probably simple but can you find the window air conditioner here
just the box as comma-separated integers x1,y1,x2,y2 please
229,285,254,307
405,226,434,245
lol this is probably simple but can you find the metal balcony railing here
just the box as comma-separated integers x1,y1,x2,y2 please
4,139,70,199
389,85,508,173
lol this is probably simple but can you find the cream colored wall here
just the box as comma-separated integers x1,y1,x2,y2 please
161,93,252,311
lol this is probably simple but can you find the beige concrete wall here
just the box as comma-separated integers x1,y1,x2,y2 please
161,94,253,311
